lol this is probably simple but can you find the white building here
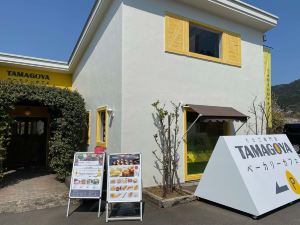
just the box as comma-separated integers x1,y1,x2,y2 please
0,0,278,186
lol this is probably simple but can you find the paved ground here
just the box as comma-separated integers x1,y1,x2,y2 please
1,198,300,225
0,169,69,213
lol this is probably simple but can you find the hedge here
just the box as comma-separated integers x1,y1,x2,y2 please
0,80,86,181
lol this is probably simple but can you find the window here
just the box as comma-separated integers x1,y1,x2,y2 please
96,107,108,147
189,24,221,58
165,13,241,67
184,110,231,181
186,112,225,175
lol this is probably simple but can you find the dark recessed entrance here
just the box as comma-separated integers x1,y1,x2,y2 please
7,106,49,170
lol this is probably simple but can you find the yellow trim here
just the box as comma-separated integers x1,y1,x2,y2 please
96,106,108,148
264,47,272,128
188,174,203,181
0,66,72,88
165,12,241,67
87,111,91,145
183,108,188,181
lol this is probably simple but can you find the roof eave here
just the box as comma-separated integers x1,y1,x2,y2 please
177,0,278,32
0,52,69,73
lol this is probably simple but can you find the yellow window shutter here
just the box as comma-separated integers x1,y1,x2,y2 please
223,32,241,67
165,14,188,54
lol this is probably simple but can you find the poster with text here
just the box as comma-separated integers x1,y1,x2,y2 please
107,153,142,202
69,152,105,198
195,135,300,216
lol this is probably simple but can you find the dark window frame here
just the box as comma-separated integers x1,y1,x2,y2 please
189,23,222,59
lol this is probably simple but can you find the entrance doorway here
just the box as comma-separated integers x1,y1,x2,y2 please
7,106,49,169
184,110,229,181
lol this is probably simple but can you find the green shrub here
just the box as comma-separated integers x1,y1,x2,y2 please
0,80,86,181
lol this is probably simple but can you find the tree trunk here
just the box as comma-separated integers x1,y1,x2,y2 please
168,115,172,193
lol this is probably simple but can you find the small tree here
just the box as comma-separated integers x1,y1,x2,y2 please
268,94,286,134
247,95,285,135
152,100,182,197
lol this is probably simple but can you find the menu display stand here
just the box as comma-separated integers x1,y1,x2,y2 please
106,153,143,222
66,152,105,218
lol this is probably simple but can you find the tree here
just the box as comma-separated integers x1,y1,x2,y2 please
247,95,285,135
268,94,286,134
152,100,182,197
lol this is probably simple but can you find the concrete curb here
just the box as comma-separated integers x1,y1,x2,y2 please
143,189,196,208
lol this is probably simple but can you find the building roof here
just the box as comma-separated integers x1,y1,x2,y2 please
0,0,278,74
178,0,278,31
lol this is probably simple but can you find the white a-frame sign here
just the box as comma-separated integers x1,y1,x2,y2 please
195,135,300,217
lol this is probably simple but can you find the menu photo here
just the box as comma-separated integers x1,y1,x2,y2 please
69,152,105,198
108,153,142,202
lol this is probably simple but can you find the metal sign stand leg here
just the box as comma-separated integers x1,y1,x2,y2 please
140,201,143,221
66,198,71,218
105,202,109,222
98,199,102,218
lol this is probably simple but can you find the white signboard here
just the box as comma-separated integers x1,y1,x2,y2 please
107,153,142,202
195,135,300,216
69,152,105,198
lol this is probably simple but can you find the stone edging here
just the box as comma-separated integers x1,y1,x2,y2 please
143,189,196,208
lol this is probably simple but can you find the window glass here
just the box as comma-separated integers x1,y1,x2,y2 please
19,122,26,135
31,121,38,135
97,108,107,146
189,24,221,58
100,111,106,143
28,122,32,135
36,120,45,135
187,112,225,175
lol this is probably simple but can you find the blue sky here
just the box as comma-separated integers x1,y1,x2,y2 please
0,1,298,85
243,0,300,85
0,0,95,61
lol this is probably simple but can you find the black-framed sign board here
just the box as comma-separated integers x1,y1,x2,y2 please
66,152,105,218
106,153,143,222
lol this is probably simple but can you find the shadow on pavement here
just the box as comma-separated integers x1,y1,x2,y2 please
197,197,300,220
1,168,52,188
69,200,145,219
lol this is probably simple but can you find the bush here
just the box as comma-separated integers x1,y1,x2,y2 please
0,80,86,181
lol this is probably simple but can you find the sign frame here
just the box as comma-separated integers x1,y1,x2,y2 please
106,152,143,222
66,152,105,218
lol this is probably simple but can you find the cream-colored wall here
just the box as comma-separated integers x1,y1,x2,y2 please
72,0,123,153
121,0,265,186
72,0,266,187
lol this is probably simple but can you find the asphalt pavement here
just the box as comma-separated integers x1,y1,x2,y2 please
1,199,300,225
